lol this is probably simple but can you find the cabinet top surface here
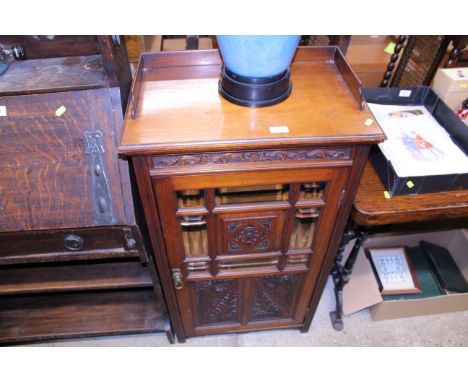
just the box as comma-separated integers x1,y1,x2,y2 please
120,48,385,155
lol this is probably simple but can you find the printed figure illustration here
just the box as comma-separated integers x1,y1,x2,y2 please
368,103,468,177
400,130,446,161
389,109,424,118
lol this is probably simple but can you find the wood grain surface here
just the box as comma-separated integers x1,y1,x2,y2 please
0,289,166,344
0,56,109,96
0,88,129,232
0,261,152,295
0,36,99,59
120,48,384,155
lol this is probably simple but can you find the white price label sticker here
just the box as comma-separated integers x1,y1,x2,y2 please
0,106,6,116
55,105,67,117
269,126,289,134
399,90,412,97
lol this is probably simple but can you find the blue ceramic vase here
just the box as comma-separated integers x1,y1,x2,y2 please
216,35,301,78
216,35,301,107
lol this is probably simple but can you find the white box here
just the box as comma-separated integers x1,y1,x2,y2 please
432,68,468,111
433,68,468,94
438,92,468,111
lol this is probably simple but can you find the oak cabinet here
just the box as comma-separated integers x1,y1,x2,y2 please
0,36,172,344
120,47,385,341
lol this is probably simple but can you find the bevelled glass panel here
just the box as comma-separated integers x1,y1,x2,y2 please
215,184,289,205
180,216,208,258
218,257,279,271
177,190,204,208
286,254,309,267
289,208,320,250
298,182,326,201
186,260,210,273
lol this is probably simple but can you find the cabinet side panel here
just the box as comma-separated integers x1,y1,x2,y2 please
302,145,371,331
132,157,186,342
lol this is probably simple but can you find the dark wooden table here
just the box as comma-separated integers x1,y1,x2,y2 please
330,162,468,330
353,163,468,225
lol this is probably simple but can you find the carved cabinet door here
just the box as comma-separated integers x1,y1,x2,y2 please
153,166,349,337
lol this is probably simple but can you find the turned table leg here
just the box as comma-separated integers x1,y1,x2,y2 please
330,221,368,331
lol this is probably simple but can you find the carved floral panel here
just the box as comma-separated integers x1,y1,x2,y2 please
250,274,301,322
218,212,285,255
194,279,239,326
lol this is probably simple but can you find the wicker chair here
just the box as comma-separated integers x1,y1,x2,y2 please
381,35,468,88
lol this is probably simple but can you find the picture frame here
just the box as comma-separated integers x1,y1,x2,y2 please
365,246,422,295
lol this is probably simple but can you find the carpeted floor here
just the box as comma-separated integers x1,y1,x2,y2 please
25,277,468,347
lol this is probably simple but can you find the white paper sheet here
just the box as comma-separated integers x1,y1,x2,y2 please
367,103,468,177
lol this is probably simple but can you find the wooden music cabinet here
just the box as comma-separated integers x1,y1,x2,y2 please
0,36,172,344
119,47,385,342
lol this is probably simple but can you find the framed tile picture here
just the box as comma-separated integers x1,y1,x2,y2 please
365,246,422,295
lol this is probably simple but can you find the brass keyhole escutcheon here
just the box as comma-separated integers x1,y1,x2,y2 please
172,268,184,290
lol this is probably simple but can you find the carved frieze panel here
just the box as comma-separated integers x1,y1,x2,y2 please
152,148,352,169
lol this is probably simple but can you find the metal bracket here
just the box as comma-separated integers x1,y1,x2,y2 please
329,221,368,331
337,188,346,209
111,35,121,47
64,233,84,251
85,131,113,225
172,268,184,290
186,35,199,50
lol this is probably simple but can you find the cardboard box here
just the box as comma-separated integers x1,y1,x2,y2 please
433,68,468,112
437,90,468,112
343,229,468,320
433,68,468,94
363,87,468,195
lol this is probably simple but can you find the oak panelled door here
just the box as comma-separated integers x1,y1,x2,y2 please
153,166,349,337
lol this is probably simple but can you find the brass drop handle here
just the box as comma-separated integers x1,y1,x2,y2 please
172,268,184,290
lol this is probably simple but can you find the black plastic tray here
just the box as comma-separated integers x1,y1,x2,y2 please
363,87,468,196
